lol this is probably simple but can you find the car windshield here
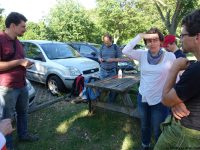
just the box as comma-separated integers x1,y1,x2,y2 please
92,44,101,50
90,44,101,53
40,43,80,60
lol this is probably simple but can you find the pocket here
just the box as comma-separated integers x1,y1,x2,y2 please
160,115,172,131
0,86,13,94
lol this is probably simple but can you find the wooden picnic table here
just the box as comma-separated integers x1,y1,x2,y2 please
86,74,140,118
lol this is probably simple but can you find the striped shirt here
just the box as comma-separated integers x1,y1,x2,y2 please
99,44,122,69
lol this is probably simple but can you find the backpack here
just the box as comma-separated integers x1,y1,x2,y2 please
80,76,100,101
70,74,84,97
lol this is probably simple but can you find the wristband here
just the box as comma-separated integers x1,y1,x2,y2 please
172,101,183,107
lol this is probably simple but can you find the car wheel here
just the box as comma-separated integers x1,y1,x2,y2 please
47,75,65,95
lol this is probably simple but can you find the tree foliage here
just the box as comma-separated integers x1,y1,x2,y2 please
153,0,199,34
96,0,168,44
46,0,99,42
96,0,141,44
22,22,48,40
1,0,200,44
0,7,5,30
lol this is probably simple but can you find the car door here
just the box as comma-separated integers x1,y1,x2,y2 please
23,42,47,83
79,44,98,62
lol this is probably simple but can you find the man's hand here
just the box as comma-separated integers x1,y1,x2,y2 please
171,102,190,120
139,33,159,39
106,58,116,62
99,58,104,63
19,59,34,68
0,119,15,135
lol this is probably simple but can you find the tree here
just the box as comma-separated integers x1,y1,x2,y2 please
46,0,98,42
0,7,5,30
22,21,49,40
153,0,199,34
96,0,163,44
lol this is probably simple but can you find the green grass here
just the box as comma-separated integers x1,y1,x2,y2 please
14,100,141,150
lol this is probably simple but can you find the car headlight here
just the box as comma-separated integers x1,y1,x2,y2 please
69,67,81,76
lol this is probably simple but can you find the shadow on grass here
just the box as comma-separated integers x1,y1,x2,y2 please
14,101,141,150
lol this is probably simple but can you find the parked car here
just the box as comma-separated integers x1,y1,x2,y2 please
68,42,136,73
67,42,101,62
26,79,36,106
117,61,138,74
68,42,138,73
21,40,100,95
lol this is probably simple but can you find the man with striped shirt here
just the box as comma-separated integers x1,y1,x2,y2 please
99,33,122,102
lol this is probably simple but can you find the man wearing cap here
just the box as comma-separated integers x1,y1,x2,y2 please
163,34,186,58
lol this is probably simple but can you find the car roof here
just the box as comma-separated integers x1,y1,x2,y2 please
21,40,65,45
67,42,100,46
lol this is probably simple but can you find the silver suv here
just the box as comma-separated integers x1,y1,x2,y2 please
21,40,100,95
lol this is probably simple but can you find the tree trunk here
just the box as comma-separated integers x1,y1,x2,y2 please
114,36,119,44
113,30,120,44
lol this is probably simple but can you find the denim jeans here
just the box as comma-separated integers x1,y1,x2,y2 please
137,93,169,147
0,86,29,149
100,67,117,103
154,115,200,150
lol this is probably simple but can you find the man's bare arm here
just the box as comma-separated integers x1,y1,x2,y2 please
0,59,34,71
162,58,190,119
162,58,189,107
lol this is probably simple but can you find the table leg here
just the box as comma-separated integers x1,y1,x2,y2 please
122,93,134,107
121,93,140,118
89,98,92,113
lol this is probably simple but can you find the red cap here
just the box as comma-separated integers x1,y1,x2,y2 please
163,34,176,48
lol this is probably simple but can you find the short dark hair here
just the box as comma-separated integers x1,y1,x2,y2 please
144,27,164,45
5,12,27,28
182,9,200,36
103,33,112,41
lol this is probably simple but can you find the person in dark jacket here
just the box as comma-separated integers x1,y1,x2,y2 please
163,34,186,58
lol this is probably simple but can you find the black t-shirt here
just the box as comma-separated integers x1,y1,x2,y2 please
174,61,200,130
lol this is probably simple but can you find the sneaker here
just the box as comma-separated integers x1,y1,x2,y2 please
19,133,39,142
140,143,151,150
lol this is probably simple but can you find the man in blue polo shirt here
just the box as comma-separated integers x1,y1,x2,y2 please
99,33,122,102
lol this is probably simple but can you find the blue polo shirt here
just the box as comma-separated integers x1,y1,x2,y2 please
99,44,122,70
174,49,186,58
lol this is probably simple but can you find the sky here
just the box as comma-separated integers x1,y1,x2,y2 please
0,0,96,22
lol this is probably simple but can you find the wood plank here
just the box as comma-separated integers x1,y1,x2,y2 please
28,96,66,113
113,79,139,92
86,75,140,93
93,102,140,118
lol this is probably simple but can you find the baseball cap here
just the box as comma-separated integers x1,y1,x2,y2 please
163,34,176,48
